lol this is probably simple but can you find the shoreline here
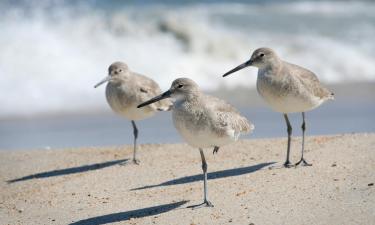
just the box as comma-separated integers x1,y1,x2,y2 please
0,81,374,151
1,103,374,151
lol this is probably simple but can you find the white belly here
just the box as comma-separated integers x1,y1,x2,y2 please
260,92,322,113
106,85,156,121
172,109,236,148
114,103,156,121
257,76,323,113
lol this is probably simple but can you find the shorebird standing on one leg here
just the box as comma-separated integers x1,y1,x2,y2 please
95,62,171,164
222,48,334,167
138,78,254,208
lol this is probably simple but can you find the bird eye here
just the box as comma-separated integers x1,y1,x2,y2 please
178,84,184,88
260,53,265,57
118,69,122,72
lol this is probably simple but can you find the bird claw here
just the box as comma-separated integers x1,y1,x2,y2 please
294,158,312,167
119,158,140,166
212,146,219,155
283,161,293,168
187,200,214,209
132,159,140,165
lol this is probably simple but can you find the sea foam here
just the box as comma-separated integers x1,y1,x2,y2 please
0,1,374,118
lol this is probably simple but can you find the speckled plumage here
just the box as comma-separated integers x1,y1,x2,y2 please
105,62,171,120
255,50,334,113
137,77,254,207
95,61,171,164
223,47,334,167
169,78,253,148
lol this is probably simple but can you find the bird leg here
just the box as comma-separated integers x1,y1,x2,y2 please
212,146,220,155
283,114,293,168
131,120,140,165
295,112,312,167
188,149,214,209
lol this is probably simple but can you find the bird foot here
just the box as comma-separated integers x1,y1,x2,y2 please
294,158,312,167
187,200,214,209
283,161,293,168
212,146,219,155
132,159,140,165
119,158,140,166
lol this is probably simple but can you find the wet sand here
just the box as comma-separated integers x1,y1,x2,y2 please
1,82,374,151
1,133,374,224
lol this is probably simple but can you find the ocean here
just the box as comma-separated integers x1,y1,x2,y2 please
0,0,374,150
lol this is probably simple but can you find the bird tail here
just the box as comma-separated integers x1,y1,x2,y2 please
157,105,172,111
240,117,255,134
328,92,335,100
157,99,173,111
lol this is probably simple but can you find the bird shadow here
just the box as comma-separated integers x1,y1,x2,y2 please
6,158,128,184
69,200,189,225
131,162,275,191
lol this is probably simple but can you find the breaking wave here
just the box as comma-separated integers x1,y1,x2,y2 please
0,0,374,117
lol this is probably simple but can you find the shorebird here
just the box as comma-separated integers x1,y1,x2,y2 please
222,48,334,167
138,78,254,208
94,62,171,164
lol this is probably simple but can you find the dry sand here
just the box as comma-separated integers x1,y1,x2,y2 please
1,133,374,225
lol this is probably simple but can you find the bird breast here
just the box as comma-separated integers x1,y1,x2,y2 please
105,83,156,120
256,73,323,113
172,101,238,148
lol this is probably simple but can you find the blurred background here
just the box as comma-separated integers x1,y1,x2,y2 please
0,0,374,150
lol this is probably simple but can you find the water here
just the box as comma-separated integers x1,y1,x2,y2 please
1,96,374,150
1,0,375,118
0,1,374,150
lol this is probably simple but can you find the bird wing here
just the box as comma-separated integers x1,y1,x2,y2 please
204,95,253,134
133,73,172,111
286,62,334,100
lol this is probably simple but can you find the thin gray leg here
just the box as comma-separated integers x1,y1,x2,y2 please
131,120,140,165
295,112,312,166
188,148,214,209
212,146,219,154
283,114,292,168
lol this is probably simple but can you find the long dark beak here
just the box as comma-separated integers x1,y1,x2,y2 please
222,59,252,77
137,90,172,108
94,76,111,88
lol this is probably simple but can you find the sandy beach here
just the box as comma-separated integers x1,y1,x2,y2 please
1,1,375,224
1,133,374,225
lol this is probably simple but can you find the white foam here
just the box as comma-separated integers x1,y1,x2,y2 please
0,1,374,118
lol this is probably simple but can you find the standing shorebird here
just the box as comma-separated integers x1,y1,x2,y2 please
94,62,171,164
222,48,334,167
138,78,254,208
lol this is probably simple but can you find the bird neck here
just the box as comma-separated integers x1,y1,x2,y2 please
173,92,200,109
259,59,283,77
117,73,133,83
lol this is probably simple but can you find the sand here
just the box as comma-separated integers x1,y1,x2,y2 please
1,133,374,225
